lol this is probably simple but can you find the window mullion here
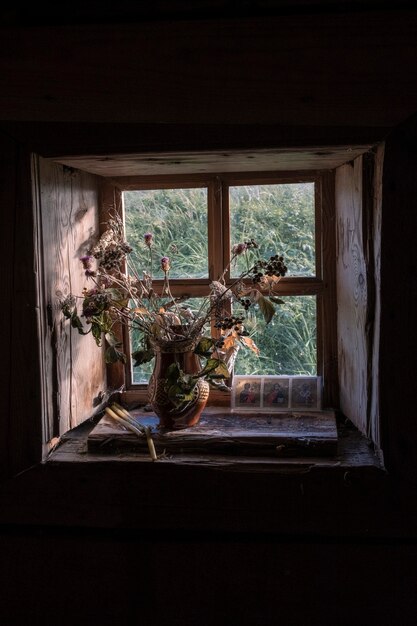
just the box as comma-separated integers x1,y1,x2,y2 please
207,177,224,282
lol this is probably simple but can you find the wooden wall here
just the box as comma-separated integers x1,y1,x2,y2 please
35,157,106,446
335,147,383,444
335,157,368,433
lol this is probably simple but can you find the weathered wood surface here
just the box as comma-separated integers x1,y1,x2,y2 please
87,408,338,457
37,157,106,441
54,147,370,177
335,157,368,435
365,144,383,449
320,170,339,408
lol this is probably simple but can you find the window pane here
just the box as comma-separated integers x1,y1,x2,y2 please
233,296,317,376
123,188,208,279
229,183,315,277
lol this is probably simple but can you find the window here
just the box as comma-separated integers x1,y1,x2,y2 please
109,171,337,407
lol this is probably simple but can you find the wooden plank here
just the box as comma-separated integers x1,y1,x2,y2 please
320,170,339,409
335,157,368,434
98,181,126,391
87,408,338,457
38,158,106,437
368,143,384,449
54,147,371,177
2,122,388,159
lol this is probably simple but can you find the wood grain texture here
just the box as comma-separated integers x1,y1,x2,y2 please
320,170,339,408
53,147,371,177
87,408,338,457
37,158,106,439
335,157,368,434
368,143,384,449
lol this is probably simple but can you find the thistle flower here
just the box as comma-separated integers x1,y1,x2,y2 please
144,232,153,247
232,242,247,256
161,256,171,273
80,255,96,276
80,255,93,268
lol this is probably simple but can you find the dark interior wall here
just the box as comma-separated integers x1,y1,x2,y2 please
1,6,417,624
1,527,417,626
379,113,417,482
0,134,42,479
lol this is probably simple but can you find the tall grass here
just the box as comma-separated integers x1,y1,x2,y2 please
124,188,208,278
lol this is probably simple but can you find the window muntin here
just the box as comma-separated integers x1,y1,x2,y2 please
119,173,323,388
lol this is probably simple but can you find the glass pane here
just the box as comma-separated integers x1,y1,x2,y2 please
233,296,317,376
131,297,208,384
229,183,315,277
123,188,208,279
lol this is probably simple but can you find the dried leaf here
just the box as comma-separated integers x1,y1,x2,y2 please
212,360,230,379
131,348,155,366
194,336,215,356
256,294,276,324
239,335,260,355
222,334,239,350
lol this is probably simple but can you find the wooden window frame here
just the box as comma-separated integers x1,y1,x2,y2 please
102,170,338,409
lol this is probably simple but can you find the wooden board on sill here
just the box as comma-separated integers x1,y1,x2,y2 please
87,407,338,458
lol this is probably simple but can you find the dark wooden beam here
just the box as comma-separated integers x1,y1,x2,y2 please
1,11,417,128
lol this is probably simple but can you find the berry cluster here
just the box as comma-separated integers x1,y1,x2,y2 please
244,238,259,250
238,297,252,311
251,255,287,283
214,315,244,331
93,241,132,271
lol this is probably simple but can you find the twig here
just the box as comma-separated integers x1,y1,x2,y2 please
104,405,158,461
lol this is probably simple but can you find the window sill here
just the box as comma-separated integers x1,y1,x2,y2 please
1,411,389,536
46,408,384,476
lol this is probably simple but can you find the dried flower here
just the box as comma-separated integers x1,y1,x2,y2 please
80,255,93,268
161,256,171,273
61,213,288,397
232,242,247,256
